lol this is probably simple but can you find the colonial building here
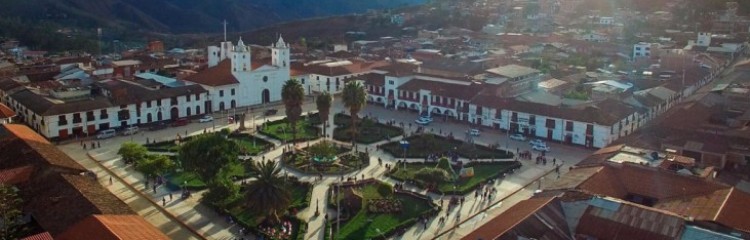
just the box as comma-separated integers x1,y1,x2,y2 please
184,37,291,112
0,77,207,140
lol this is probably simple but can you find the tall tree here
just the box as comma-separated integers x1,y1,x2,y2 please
316,91,332,137
135,154,176,179
281,79,305,142
0,184,24,239
342,81,367,142
117,142,148,164
244,161,291,223
178,133,240,183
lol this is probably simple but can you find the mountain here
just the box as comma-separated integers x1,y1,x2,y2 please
0,0,426,33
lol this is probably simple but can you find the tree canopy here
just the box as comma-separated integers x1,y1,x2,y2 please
178,133,241,183
135,154,176,178
0,184,24,239
244,161,291,223
282,79,305,141
118,142,149,164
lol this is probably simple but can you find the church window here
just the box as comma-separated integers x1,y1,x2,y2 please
263,76,268,82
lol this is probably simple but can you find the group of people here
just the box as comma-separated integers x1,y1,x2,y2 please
258,220,294,240
367,199,402,213
80,140,101,150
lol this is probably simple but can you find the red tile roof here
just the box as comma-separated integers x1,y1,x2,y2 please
0,103,15,119
398,79,478,100
301,60,389,76
21,232,53,240
714,188,750,233
472,96,638,126
0,124,87,172
577,163,726,200
346,73,385,86
57,215,168,240
576,198,685,240
183,59,239,86
461,197,557,240
0,165,34,185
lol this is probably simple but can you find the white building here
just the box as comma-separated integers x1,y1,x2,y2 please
0,77,207,140
185,37,291,112
633,42,652,59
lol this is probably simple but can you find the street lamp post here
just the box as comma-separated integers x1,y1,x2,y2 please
400,140,409,168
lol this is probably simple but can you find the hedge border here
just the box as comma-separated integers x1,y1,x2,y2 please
385,161,523,195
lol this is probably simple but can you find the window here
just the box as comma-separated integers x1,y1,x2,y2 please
317,76,320,80
586,124,594,135
100,110,108,119
300,78,305,84
565,121,574,131
156,100,161,107
196,93,200,100
389,80,394,85
546,119,555,128
231,88,236,96
511,112,518,122
263,76,268,82
118,110,130,121
186,94,191,102
170,97,178,106
147,101,152,108
529,115,536,125
73,113,82,123
86,111,95,121
219,90,224,97
495,109,502,119
58,115,68,126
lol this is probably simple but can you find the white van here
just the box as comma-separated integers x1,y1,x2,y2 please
122,126,139,136
96,129,117,139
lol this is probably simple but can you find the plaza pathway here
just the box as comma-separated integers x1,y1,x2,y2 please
55,96,592,240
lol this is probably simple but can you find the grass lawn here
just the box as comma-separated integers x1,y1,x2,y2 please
260,116,320,142
229,133,274,155
388,161,520,195
166,161,253,190
332,114,403,144
331,181,435,240
381,134,513,159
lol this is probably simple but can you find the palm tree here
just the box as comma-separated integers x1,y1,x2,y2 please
316,91,332,138
244,161,291,223
282,79,305,141
342,81,367,142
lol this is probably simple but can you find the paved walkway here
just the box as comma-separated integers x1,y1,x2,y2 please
55,96,592,240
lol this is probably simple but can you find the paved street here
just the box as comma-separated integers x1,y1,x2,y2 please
55,96,594,240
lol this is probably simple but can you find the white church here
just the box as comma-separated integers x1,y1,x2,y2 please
184,36,293,113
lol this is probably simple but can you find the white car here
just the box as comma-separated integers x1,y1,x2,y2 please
529,139,546,147
532,144,550,152
510,134,526,141
415,118,431,125
199,115,214,123
467,129,480,136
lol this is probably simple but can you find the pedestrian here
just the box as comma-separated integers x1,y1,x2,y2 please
109,176,113,185
97,141,101,148
553,158,556,165
362,174,365,180
83,143,87,150
153,185,157,193
162,197,166,206
92,142,96,149
80,140,83,146
169,192,173,201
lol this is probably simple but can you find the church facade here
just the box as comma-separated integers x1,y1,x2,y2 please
184,37,292,113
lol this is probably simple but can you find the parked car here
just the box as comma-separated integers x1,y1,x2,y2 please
264,109,278,116
467,129,480,136
532,144,550,152
148,122,168,131
96,129,117,139
199,115,214,123
415,118,431,125
122,126,139,136
529,139,546,147
510,133,526,141
171,118,189,127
